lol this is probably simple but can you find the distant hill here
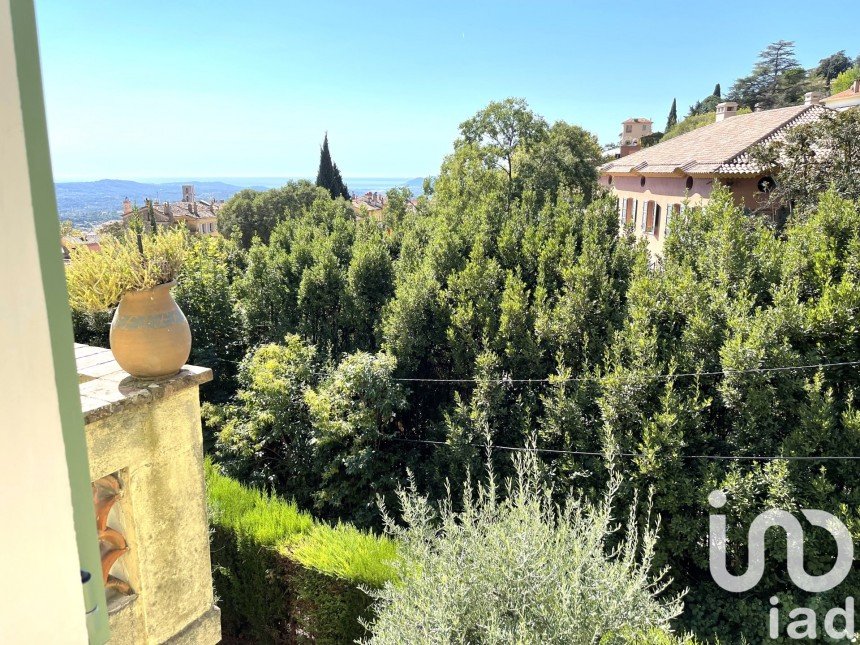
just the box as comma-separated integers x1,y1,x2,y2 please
56,177,427,230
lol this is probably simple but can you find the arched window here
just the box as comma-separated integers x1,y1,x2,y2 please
653,205,662,239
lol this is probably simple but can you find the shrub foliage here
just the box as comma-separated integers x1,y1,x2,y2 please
364,452,688,644
205,460,397,643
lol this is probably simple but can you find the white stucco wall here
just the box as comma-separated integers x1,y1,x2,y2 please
0,1,88,640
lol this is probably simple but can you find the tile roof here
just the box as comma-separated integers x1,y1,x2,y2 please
601,104,828,177
124,199,220,223
822,84,860,105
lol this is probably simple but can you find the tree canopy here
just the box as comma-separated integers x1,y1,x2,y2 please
728,40,828,109
831,65,860,93
753,107,860,210
217,180,331,249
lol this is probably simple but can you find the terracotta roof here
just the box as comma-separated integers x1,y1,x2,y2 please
822,84,860,103
123,199,220,223
601,104,828,177
622,117,652,124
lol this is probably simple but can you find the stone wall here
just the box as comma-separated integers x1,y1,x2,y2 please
77,344,221,644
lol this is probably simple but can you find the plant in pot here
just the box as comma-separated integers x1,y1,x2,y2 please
66,223,190,379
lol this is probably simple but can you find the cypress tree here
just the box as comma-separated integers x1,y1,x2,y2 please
666,98,677,131
333,163,350,200
316,133,335,195
316,134,350,200
713,83,721,98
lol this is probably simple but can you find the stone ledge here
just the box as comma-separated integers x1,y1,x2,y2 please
75,344,212,425
164,605,222,645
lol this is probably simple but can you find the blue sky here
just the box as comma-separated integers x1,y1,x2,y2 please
36,0,860,181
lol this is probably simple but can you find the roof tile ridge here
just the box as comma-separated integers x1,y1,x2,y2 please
722,105,816,166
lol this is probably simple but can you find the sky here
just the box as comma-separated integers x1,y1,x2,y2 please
35,0,860,181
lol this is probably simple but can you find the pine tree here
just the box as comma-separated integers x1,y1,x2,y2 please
713,83,721,98
665,98,677,131
316,134,350,200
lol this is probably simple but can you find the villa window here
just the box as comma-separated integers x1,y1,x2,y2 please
624,198,633,224
645,201,655,233
633,199,638,225
653,204,662,239
626,125,632,133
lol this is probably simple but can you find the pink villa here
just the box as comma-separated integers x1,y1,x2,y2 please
599,98,828,256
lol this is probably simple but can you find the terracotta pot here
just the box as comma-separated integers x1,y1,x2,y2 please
110,281,191,378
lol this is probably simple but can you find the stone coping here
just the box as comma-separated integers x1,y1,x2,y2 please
75,344,212,425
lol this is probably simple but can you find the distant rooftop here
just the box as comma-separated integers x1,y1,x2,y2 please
123,198,219,223
602,104,827,177
822,79,860,107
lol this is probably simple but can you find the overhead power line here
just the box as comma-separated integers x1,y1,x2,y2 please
389,360,860,384
386,436,860,462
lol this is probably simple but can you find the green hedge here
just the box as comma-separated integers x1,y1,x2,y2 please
205,460,398,644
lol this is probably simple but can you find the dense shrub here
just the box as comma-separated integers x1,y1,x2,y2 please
364,452,691,644
212,335,321,507
173,235,245,404
205,461,397,644
71,308,111,348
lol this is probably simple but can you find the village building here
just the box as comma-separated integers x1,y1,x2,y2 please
60,232,100,262
599,98,828,257
351,191,386,222
121,184,220,235
822,79,860,111
350,190,419,224
619,118,653,157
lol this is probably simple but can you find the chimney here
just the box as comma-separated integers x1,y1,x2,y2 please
804,92,823,106
122,197,132,216
715,101,739,122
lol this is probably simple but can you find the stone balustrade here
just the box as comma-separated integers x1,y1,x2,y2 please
76,344,221,644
